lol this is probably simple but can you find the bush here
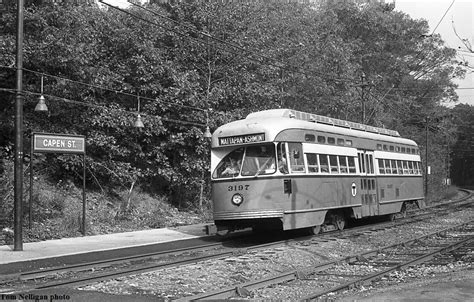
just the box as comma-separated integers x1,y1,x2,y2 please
21,180,211,242
0,160,13,228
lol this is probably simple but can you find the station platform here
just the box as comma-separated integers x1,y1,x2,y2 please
0,224,213,276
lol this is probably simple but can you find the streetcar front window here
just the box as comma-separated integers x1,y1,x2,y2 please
213,148,244,179
241,144,276,176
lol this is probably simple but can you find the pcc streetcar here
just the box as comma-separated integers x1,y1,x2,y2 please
210,109,424,234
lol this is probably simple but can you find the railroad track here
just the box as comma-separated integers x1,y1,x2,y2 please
179,220,474,301
1,233,314,293
2,189,471,295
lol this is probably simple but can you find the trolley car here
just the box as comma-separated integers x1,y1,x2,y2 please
210,109,424,234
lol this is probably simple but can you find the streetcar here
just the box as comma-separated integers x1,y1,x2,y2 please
210,109,424,234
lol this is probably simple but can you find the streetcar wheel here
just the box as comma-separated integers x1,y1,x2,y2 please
216,229,232,237
334,214,346,230
399,203,407,219
308,225,321,235
388,213,396,221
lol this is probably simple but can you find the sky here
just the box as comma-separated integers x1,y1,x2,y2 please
394,0,474,106
103,0,474,106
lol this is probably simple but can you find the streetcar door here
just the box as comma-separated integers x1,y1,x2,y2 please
358,150,378,216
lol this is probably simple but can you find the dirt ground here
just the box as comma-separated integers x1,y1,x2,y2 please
340,269,474,302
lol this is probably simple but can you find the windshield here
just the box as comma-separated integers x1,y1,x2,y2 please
213,148,244,179
241,144,276,176
212,144,276,179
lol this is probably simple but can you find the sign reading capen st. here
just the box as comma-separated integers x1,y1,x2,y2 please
219,133,265,146
33,133,85,154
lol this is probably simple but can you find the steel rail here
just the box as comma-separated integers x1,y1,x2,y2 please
5,190,472,295
179,219,474,301
16,189,474,281
16,242,225,281
301,224,474,300
327,189,472,241
6,236,313,293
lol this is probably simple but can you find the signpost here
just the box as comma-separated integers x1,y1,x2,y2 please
33,134,85,154
31,133,87,234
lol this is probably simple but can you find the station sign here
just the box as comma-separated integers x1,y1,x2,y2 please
33,133,85,154
219,133,265,146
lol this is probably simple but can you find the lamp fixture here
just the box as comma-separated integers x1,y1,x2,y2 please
35,75,48,112
134,96,144,128
203,110,212,139
204,125,212,139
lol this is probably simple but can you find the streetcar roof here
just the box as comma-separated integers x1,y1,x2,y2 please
211,109,418,148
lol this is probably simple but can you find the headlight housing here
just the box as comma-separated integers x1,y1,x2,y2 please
231,193,243,206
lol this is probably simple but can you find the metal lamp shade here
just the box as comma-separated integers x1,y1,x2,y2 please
35,95,48,112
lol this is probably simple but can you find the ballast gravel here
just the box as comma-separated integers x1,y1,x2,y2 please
79,202,474,301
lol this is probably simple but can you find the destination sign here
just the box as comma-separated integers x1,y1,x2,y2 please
33,133,85,154
219,133,265,146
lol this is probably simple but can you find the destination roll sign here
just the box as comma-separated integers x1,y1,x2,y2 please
219,133,265,146
33,133,85,154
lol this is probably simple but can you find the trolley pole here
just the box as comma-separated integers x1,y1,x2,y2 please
14,0,25,251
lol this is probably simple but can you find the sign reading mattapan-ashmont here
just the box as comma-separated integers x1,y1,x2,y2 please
33,133,85,154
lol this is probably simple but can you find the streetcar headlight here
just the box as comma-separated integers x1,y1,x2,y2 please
231,193,244,206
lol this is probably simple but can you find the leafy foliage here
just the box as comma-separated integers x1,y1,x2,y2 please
0,0,470,216
450,104,474,187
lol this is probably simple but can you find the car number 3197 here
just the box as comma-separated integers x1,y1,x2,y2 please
228,185,250,192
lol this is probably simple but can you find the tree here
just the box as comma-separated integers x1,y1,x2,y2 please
0,0,466,209
450,104,474,187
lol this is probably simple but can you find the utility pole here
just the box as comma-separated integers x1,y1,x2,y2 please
14,0,25,251
354,73,369,124
425,117,429,197
361,74,366,124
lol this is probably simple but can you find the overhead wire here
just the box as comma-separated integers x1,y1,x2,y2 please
2,3,464,125
19,67,206,112
370,0,459,107
431,0,456,36
100,0,356,85
0,84,206,127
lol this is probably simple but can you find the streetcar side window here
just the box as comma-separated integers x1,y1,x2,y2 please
368,154,374,174
391,160,397,174
277,142,289,174
306,153,319,173
305,134,315,142
402,161,409,174
408,161,414,174
397,160,403,174
358,153,366,174
327,137,336,145
339,156,348,173
317,136,326,144
378,159,385,174
384,159,391,174
329,155,339,173
288,143,305,173
348,157,356,173
319,154,329,173
337,138,345,146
